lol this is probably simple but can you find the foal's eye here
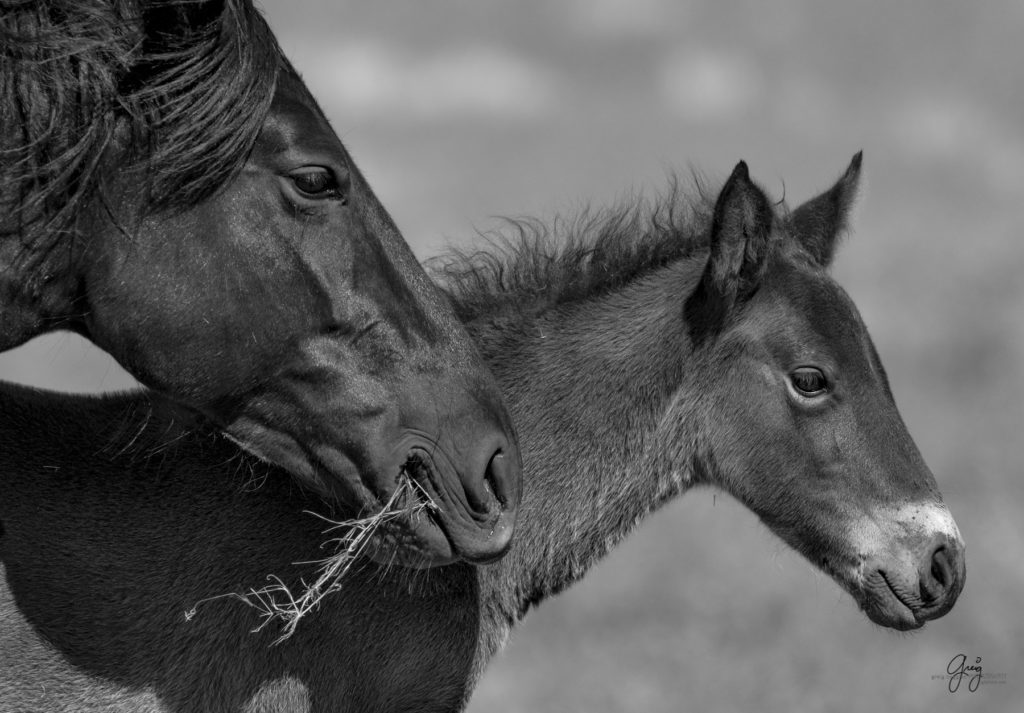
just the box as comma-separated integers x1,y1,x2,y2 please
790,367,829,397
289,168,342,200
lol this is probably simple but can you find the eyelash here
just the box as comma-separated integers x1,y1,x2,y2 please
289,168,345,202
789,366,829,397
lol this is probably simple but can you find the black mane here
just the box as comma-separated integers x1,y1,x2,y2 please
0,0,282,250
432,178,716,322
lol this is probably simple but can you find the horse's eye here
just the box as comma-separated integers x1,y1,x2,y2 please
289,168,341,199
790,367,829,397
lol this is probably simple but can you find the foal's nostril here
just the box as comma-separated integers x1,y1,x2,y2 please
931,546,950,588
921,543,954,604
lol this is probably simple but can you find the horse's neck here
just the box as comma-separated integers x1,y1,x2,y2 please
477,256,705,625
0,175,136,351
0,232,81,351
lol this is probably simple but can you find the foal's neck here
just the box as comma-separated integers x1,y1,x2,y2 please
476,256,705,624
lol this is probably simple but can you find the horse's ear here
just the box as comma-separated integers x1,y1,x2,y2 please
686,160,774,337
788,151,862,267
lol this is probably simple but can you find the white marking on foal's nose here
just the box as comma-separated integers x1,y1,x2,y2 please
848,501,963,557
896,501,962,542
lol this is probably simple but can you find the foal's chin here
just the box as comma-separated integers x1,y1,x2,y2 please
833,563,964,632
815,514,966,632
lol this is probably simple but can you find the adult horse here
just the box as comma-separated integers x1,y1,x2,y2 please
0,157,965,711
0,1,520,564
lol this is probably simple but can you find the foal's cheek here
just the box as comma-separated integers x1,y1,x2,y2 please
706,361,791,491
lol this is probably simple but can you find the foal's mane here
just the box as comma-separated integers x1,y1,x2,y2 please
0,0,282,249
432,178,716,322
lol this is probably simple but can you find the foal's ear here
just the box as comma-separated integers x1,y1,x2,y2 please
686,160,774,336
787,151,862,267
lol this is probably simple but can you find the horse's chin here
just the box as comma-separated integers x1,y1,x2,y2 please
221,419,516,566
362,520,458,569
858,573,924,631
823,561,927,631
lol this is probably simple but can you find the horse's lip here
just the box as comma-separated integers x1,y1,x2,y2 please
347,456,463,567
414,447,517,555
865,571,923,631
227,422,506,564
822,557,923,631
392,464,467,558
365,513,457,568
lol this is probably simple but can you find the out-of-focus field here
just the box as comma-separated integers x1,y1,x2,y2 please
2,1,1021,710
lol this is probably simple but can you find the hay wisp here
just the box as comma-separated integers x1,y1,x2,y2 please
184,474,435,644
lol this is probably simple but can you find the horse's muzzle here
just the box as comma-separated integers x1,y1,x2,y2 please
375,433,520,567
860,531,966,631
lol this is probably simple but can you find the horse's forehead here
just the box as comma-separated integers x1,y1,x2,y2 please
756,260,871,360
256,72,344,158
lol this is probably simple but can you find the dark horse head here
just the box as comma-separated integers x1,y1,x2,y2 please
0,1,520,565
677,155,965,628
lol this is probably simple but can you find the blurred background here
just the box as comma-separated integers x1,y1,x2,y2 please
1,1,1021,710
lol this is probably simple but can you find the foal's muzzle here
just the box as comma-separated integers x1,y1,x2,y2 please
861,531,966,631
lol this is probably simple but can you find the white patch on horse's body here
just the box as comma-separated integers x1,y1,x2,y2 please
1,563,312,713
243,677,311,713
0,563,163,712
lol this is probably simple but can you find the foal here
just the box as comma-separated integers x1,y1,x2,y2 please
0,157,964,712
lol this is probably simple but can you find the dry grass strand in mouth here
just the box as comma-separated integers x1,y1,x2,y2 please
184,473,436,644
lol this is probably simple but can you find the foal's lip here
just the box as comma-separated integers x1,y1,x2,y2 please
866,571,921,631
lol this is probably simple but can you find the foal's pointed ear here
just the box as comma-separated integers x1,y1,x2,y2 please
704,161,775,303
686,160,774,337
788,151,862,267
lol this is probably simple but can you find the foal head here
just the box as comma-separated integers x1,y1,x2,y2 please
0,1,520,566
677,156,964,629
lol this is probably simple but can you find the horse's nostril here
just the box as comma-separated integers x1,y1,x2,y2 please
463,448,511,516
931,546,949,588
485,450,512,508
464,483,490,514
921,543,954,604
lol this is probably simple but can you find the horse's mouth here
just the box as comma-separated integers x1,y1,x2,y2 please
225,418,516,566
363,449,514,567
820,556,922,631
865,571,923,631
362,515,456,569
359,462,459,569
